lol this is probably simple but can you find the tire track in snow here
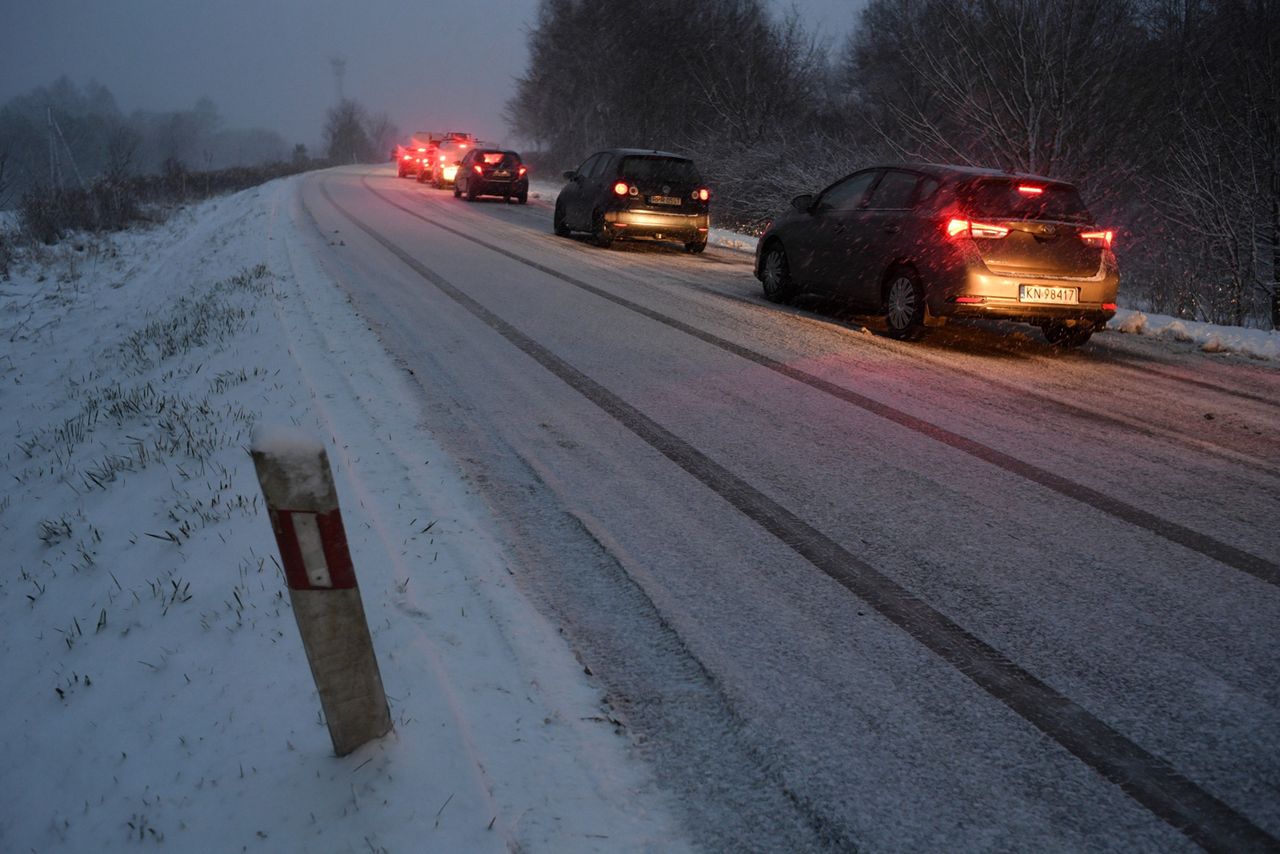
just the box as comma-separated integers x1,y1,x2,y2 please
321,178,1280,854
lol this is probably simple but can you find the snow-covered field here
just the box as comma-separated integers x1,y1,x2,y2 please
0,178,690,852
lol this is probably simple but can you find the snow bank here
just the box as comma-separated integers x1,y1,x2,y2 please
1109,309,1280,361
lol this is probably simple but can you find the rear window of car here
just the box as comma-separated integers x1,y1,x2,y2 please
960,179,1091,222
620,156,700,184
480,152,508,165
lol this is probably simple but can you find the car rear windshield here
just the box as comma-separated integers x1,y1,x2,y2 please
620,156,700,184
959,179,1092,222
481,151,518,166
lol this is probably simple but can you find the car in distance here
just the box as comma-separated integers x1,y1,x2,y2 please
396,143,429,178
428,133,476,188
754,164,1119,345
553,149,710,253
454,148,529,203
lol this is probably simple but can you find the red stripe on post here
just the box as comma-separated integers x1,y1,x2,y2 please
269,508,357,590
316,509,357,589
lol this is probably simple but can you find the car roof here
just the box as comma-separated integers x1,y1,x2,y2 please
598,148,692,160
872,162,1071,186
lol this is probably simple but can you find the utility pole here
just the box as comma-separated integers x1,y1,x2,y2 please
46,106,86,190
330,56,347,103
47,107,61,189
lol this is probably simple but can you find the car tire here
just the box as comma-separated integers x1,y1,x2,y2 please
760,244,796,303
1041,322,1094,347
685,240,707,254
883,269,928,340
417,171,427,184
516,191,528,205
591,210,612,248
453,184,461,198
553,200,570,236
467,182,478,201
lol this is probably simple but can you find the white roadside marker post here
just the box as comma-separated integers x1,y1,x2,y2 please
250,424,392,756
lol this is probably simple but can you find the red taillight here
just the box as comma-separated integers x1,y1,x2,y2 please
1102,302,1118,311
402,155,411,161
473,164,483,175
1080,229,1114,249
946,219,1009,239
517,166,527,177
954,295,985,304
613,181,630,196
696,188,710,202
1017,185,1043,195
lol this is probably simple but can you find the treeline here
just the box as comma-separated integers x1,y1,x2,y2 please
508,0,1279,327
0,78,299,204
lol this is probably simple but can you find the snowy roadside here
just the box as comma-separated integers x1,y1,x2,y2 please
0,175,691,853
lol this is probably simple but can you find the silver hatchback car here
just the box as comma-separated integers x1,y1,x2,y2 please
755,164,1119,346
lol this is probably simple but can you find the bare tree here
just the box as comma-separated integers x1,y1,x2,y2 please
324,99,374,164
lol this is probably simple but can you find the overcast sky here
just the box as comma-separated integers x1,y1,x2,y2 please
1,0,864,149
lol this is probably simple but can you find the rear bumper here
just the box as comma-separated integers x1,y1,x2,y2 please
471,177,528,196
927,260,1119,327
605,209,709,242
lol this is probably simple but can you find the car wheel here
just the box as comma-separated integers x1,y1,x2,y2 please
1041,322,1094,347
591,210,612,248
417,172,427,184
453,183,461,198
685,240,707,254
553,200,570,236
467,182,478,201
883,270,928,340
760,244,796,303
516,191,528,205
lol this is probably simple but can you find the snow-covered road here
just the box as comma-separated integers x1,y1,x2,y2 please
292,166,1280,851
5,163,1278,852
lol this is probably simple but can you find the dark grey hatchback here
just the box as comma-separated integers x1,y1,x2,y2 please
554,149,711,252
754,164,1119,346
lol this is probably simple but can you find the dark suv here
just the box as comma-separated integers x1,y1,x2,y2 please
754,164,1119,345
454,148,528,203
554,149,710,252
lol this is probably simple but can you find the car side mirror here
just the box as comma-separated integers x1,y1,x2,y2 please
563,170,577,181
791,193,815,213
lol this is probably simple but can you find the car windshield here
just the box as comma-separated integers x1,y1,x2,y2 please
619,156,700,184
960,179,1092,222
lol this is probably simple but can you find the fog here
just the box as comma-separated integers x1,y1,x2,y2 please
0,0,861,150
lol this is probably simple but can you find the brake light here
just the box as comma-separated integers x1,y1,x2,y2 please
954,295,985,304
402,155,411,161
613,181,630,196
517,166,527,177
946,219,1009,239
474,164,483,175
1080,229,1114,248
1017,185,1043,195
1102,302,1118,311
697,188,710,202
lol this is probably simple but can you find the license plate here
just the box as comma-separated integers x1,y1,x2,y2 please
1019,285,1079,305
493,170,510,178
650,195,681,206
